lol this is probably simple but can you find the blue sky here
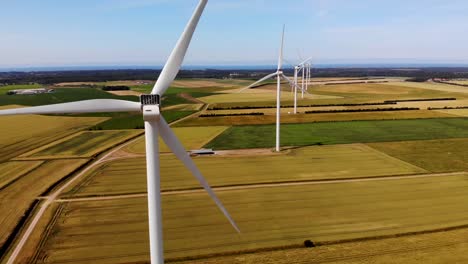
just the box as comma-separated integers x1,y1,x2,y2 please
1,0,468,67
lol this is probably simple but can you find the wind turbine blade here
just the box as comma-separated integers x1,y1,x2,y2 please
277,25,285,71
0,99,141,116
157,116,240,233
281,73,301,92
238,72,277,92
299,56,314,66
151,0,208,96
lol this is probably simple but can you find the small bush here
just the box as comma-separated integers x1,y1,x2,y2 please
304,240,315,248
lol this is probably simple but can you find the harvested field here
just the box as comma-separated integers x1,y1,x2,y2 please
205,118,468,150
0,112,107,162
198,91,340,104
435,109,468,117
61,144,425,197
175,226,468,264
384,82,468,95
18,130,141,159
125,126,228,154
33,174,468,262
368,138,468,173
0,159,88,252
0,161,43,189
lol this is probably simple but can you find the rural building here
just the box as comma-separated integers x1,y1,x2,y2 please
7,88,55,95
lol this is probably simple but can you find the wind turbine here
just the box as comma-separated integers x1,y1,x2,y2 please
239,26,294,152
0,1,239,263
292,57,313,114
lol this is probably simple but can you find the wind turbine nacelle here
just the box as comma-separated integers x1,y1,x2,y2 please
141,94,161,122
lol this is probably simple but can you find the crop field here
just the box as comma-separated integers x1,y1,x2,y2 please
198,90,340,104
368,138,468,173
205,118,468,150
172,79,251,88
0,161,43,189
0,84,43,95
30,173,468,262
384,82,468,95
0,88,138,107
125,126,228,154
435,109,468,117
0,113,107,162
61,144,425,197
181,226,468,264
18,130,141,159
177,110,455,127
0,159,88,253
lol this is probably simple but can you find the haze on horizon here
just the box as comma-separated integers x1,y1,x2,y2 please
1,0,468,68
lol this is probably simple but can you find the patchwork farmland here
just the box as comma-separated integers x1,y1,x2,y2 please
0,78,468,264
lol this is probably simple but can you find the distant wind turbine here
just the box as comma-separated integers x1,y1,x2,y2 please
0,1,239,263
292,57,313,114
239,26,294,152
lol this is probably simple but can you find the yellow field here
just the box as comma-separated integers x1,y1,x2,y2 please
368,138,468,173
31,173,468,262
125,126,228,154
163,103,204,111
0,159,88,252
198,91,340,104
383,82,468,95
180,227,468,264
434,109,468,117
0,112,107,162
17,130,141,159
62,144,426,197
0,161,43,189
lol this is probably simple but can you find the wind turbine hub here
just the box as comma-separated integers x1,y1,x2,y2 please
141,94,161,121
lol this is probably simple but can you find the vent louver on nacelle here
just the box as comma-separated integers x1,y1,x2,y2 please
140,94,161,106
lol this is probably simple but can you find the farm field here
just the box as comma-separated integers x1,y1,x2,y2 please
0,161,43,189
205,118,468,150
18,130,141,159
0,84,43,95
179,226,468,264
367,138,468,173
435,108,468,117
0,112,106,162
61,144,425,197
125,126,228,154
0,159,88,253
31,174,468,262
178,110,454,127
384,81,468,95
198,90,340,104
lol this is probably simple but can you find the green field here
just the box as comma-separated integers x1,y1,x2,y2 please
125,126,228,154
0,113,107,162
0,161,43,189
0,84,43,95
0,88,138,107
18,130,141,159
62,144,425,197
368,138,468,173
0,159,88,252
177,110,454,127
31,174,468,262
205,118,468,150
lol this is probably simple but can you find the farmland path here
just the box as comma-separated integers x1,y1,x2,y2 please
5,136,142,264
5,105,208,264
53,171,466,203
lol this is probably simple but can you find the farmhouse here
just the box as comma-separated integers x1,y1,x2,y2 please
7,88,55,95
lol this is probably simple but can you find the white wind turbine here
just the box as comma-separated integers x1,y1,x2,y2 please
0,1,239,263
292,57,313,114
239,26,293,152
